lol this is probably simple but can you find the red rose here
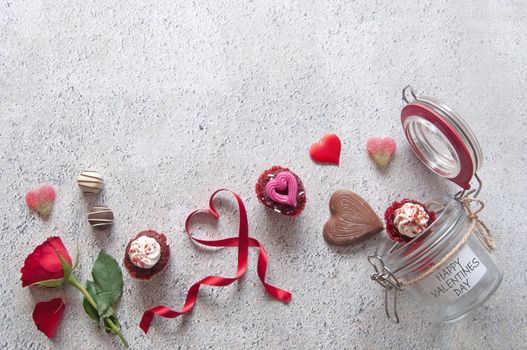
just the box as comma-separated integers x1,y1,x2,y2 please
32,298,66,338
21,237,72,287
21,238,129,346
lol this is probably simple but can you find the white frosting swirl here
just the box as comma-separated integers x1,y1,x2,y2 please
393,202,430,238
128,236,161,269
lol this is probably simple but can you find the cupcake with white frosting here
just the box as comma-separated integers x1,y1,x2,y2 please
384,199,436,243
124,230,170,280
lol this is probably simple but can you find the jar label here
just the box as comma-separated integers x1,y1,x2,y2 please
420,245,487,303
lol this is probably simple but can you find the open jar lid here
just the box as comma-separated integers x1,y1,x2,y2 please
400,86,483,190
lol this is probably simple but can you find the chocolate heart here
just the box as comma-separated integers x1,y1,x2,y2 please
323,190,384,245
265,171,298,207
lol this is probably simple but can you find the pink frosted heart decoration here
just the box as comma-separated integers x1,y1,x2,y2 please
265,172,298,207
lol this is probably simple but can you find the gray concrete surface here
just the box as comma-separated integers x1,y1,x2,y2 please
1,1,526,349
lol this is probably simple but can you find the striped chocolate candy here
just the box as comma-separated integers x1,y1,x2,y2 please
88,205,114,229
77,169,104,194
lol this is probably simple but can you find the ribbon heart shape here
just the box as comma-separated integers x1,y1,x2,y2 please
265,172,298,207
139,189,292,333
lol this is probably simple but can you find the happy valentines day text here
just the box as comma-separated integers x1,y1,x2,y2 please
421,245,487,303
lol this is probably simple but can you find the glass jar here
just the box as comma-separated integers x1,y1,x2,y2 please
371,196,502,322
369,86,503,323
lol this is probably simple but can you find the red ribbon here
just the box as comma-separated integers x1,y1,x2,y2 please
140,189,292,333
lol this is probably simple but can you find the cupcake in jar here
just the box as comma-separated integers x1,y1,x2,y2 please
124,230,170,280
384,199,436,243
255,166,307,217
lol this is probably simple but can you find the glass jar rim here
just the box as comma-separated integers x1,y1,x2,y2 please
401,86,483,190
418,96,483,172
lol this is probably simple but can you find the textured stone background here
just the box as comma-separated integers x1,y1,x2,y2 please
1,1,526,349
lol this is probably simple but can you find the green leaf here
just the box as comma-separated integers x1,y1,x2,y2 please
91,251,123,316
101,305,115,319
33,278,65,287
56,250,72,279
83,280,99,322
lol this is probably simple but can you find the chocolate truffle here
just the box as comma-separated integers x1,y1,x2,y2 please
124,230,170,280
88,205,114,229
77,169,104,194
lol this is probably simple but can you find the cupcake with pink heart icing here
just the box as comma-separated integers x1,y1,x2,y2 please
255,166,306,217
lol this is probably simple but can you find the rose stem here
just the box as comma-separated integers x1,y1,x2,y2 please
66,274,129,348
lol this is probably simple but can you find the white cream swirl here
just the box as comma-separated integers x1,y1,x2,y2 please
393,202,430,238
128,236,161,269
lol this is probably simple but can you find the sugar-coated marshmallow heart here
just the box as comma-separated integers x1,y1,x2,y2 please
367,137,396,167
265,172,298,207
25,184,56,217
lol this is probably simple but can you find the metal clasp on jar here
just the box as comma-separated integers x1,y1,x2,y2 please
367,255,404,323
455,173,483,200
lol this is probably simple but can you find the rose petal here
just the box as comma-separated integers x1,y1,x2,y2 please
39,237,72,273
48,237,71,263
32,298,66,338
21,256,59,287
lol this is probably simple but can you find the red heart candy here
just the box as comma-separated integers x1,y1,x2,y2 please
25,185,56,217
310,134,341,165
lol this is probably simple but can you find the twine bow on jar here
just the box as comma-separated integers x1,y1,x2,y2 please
462,197,496,252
